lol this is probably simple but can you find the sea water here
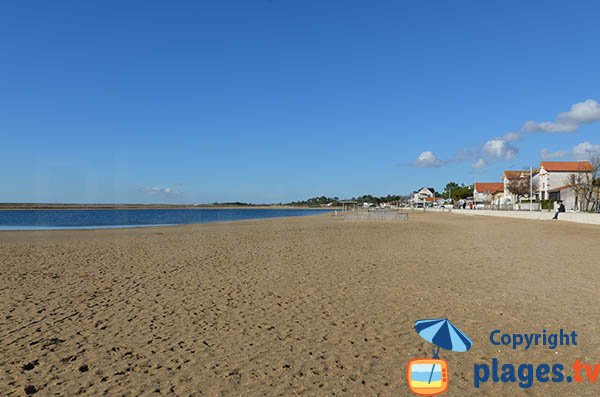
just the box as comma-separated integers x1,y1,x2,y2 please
0,208,330,231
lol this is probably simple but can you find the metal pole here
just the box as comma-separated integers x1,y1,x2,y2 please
530,166,533,212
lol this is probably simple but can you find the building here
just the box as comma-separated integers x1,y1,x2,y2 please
413,187,435,203
473,182,504,205
533,161,594,201
412,187,435,206
502,170,529,204
547,185,579,210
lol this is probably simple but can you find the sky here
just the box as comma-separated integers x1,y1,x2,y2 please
1,1,600,204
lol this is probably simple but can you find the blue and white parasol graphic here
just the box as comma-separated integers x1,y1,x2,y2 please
414,318,472,384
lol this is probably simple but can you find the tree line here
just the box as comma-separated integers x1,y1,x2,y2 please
439,182,473,201
287,194,410,207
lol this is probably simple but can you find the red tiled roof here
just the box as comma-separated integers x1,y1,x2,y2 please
503,170,528,180
474,182,504,194
540,161,594,172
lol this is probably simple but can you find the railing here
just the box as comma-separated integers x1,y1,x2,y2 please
462,203,543,211
343,209,409,221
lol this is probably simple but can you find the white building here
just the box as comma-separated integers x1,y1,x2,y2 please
502,170,529,204
547,185,579,211
533,161,594,201
411,187,435,206
473,182,504,205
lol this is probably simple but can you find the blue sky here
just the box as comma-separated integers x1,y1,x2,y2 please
1,1,600,203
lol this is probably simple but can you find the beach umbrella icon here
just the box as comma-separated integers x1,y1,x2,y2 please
414,318,472,384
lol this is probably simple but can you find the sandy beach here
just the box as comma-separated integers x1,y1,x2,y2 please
2,212,600,396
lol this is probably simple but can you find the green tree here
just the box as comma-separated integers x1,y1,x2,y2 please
453,185,473,201
442,182,460,199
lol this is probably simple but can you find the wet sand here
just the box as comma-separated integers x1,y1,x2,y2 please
1,212,600,396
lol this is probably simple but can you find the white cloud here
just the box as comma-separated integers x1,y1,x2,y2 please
540,148,567,160
522,120,578,133
411,99,599,171
413,151,443,167
502,132,521,141
482,139,519,160
572,142,600,159
141,186,178,196
541,142,600,161
472,158,487,169
522,99,600,133
559,99,600,124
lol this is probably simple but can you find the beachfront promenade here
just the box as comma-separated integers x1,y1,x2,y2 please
426,207,600,225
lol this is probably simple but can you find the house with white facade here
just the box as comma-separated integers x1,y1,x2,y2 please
532,161,594,201
502,170,529,204
532,161,594,210
411,187,435,206
546,185,578,211
473,182,504,205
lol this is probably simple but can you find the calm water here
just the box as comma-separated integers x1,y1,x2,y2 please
0,208,330,230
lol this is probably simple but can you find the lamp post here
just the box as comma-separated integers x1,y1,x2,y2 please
530,166,533,212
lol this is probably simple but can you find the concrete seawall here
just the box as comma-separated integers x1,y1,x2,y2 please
424,208,600,225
